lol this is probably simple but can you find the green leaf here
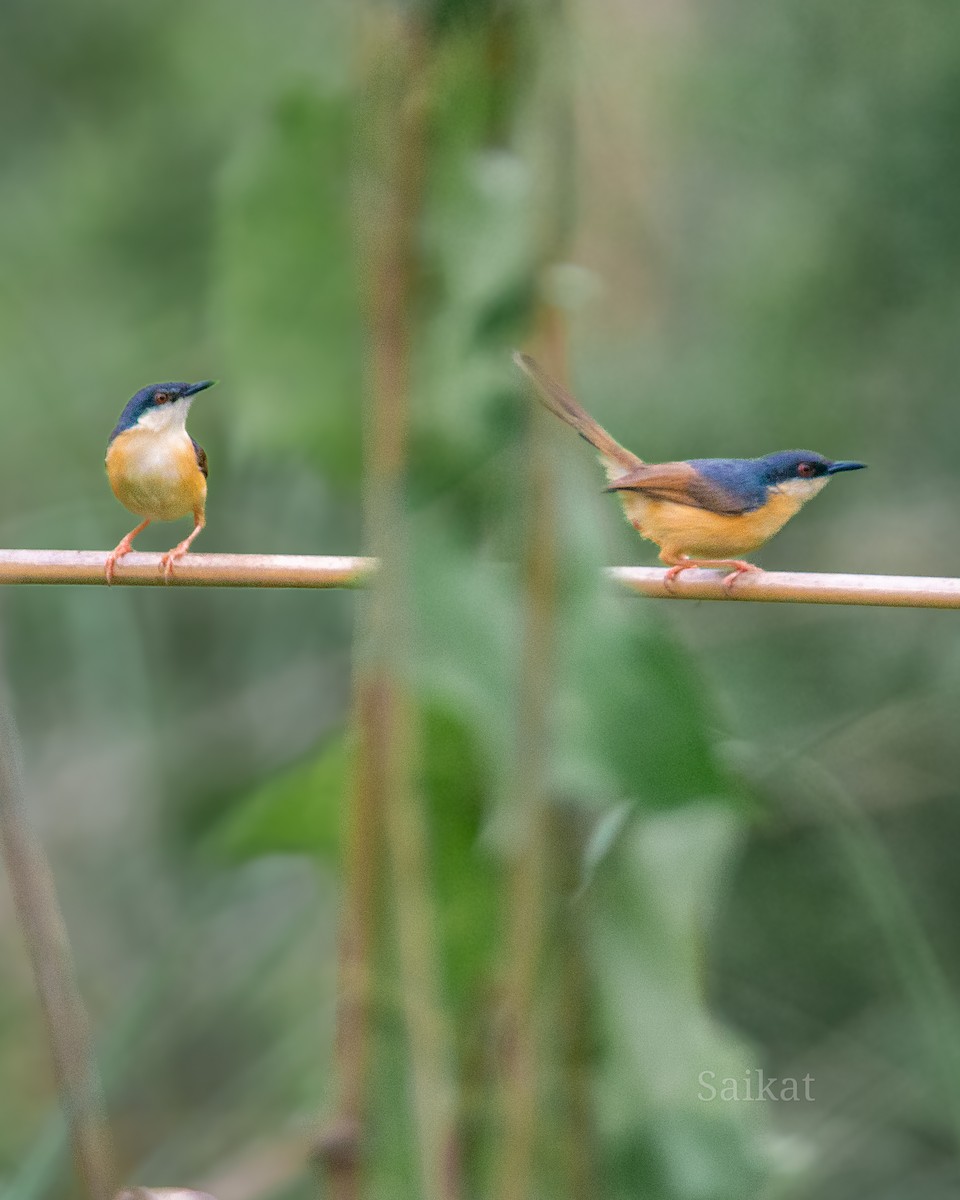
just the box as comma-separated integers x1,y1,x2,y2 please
591,808,770,1200
212,734,349,861
214,88,364,485
420,702,500,1025
411,504,735,818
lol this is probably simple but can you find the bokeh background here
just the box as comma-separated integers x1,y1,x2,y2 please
2,2,960,1198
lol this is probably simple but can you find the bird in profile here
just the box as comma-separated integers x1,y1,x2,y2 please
104,380,215,583
514,353,865,586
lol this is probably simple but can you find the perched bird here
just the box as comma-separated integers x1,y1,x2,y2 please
514,353,864,586
104,380,215,583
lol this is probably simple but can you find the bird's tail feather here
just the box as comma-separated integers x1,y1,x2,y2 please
513,352,641,479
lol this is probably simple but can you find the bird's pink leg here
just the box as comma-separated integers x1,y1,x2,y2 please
105,518,151,584
160,509,205,581
661,555,760,591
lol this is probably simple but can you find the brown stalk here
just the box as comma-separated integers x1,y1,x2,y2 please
319,15,459,1200
551,808,598,1200
0,652,117,1200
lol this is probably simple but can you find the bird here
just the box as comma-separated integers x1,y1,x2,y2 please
514,352,865,587
104,379,215,583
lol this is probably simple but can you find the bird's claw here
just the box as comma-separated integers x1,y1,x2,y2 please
105,542,132,585
721,562,757,591
159,517,204,582
159,546,187,582
662,559,758,593
663,563,688,592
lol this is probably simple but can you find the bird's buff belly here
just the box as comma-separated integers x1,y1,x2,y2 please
620,490,805,559
106,430,205,522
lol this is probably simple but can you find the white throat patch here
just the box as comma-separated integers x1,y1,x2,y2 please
774,476,831,502
136,396,194,434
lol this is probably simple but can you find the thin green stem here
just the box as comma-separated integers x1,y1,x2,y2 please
496,317,564,1200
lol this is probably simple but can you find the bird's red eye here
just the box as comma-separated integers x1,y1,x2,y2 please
154,392,169,404
797,462,816,478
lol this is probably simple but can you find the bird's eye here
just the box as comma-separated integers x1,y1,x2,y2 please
797,462,817,478
154,391,170,404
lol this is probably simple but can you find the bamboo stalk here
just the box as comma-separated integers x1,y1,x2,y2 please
319,14,460,1200
0,551,374,588
606,565,960,608
0,658,117,1200
362,17,461,1199
1,550,960,610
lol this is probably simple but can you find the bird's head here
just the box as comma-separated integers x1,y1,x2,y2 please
110,380,215,442
756,450,866,498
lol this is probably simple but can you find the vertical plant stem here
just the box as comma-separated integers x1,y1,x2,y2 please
0,660,117,1200
320,15,459,1200
368,21,461,1200
552,809,597,1200
496,312,564,1200
382,696,461,1200
317,680,383,1200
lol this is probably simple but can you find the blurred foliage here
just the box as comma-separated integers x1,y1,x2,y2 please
0,2,960,1200
215,89,364,484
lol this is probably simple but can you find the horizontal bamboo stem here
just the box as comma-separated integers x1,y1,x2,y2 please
0,551,957,608
607,566,960,608
0,551,376,588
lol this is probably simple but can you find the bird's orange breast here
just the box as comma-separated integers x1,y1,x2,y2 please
619,487,808,559
106,427,206,522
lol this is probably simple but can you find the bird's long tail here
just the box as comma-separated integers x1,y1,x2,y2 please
513,352,641,480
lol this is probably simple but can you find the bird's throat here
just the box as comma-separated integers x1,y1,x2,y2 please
135,396,193,434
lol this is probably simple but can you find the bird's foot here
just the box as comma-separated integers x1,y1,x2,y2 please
663,561,692,590
663,558,759,592
720,561,759,591
105,519,151,584
105,538,134,585
160,514,205,583
159,540,191,582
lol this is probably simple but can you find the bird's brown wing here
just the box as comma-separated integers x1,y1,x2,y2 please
192,438,208,479
604,462,751,515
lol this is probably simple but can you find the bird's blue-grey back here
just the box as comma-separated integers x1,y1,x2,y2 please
684,450,841,512
683,457,779,512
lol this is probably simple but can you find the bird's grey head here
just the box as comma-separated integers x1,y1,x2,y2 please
757,450,866,488
110,380,215,442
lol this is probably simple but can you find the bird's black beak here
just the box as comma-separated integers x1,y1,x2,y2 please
182,380,216,397
826,460,866,474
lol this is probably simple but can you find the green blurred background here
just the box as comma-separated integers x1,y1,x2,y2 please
3,1,960,1198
